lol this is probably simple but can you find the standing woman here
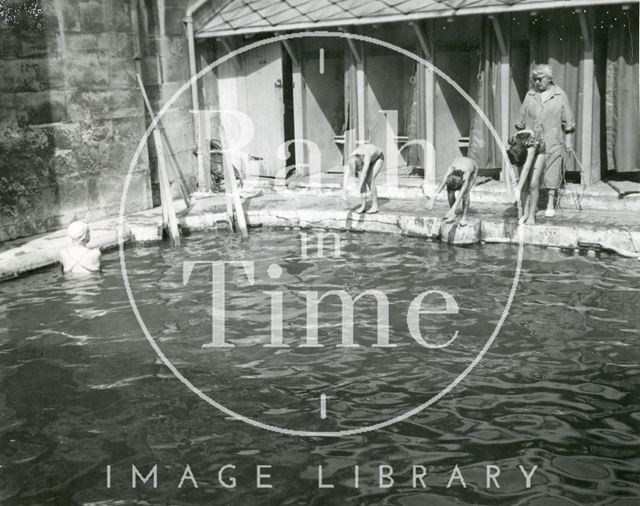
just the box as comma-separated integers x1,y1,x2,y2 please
515,65,576,222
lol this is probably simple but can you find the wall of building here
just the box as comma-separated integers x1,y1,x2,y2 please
0,0,196,242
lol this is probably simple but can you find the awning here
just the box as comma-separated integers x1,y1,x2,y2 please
195,0,634,38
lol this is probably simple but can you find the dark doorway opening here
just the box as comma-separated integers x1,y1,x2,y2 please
282,49,296,171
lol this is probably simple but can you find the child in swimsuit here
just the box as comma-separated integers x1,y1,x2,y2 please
507,129,545,225
426,157,478,226
343,143,385,214
59,221,101,274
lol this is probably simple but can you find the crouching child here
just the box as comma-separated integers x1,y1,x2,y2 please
426,157,478,226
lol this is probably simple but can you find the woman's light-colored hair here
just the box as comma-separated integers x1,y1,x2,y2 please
531,64,554,81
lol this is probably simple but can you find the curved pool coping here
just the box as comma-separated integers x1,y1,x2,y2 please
1,193,639,281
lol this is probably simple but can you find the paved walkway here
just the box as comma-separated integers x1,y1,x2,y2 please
1,189,639,281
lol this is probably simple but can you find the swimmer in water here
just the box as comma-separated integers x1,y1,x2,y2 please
426,157,478,226
343,143,385,214
59,221,101,274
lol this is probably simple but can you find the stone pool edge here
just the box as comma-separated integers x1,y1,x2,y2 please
1,202,639,281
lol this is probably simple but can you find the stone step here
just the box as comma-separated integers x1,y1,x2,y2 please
285,176,640,214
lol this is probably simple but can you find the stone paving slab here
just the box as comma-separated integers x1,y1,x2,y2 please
1,190,639,282
286,174,640,213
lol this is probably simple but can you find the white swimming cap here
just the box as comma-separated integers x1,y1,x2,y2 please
68,221,89,243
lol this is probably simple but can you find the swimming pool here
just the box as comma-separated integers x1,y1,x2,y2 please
1,230,638,504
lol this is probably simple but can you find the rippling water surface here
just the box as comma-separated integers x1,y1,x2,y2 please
0,230,639,505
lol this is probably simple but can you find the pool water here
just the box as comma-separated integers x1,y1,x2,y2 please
1,230,639,505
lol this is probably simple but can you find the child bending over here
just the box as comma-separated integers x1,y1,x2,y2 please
426,157,478,226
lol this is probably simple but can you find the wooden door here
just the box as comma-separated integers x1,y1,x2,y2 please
434,51,476,176
366,52,415,171
302,48,345,172
243,44,286,178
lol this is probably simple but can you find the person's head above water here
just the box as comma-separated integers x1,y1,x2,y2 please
68,221,90,245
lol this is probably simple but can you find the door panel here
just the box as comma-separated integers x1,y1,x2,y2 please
216,43,285,178
302,50,345,171
366,53,415,170
243,44,286,177
434,51,475,176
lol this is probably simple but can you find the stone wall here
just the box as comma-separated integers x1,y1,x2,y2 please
0,0,196,242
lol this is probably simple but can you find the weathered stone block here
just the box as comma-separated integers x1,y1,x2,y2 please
64,33,110,55
108,57,136,88
140,56,160,83
67,89,141,121
128,222,163,242
48,149,80,179
14,60,44,91
19,33,56,58
0,31,21,59
441,219,481,245
158,82,191,109
105,31,134,58
101,140,139,170
480,218,520,245
110,117,145,142
398,215,442,239
168,36,187,57
65,94,91,123
165,8,187,36
85,119,116,141
87,173,100,202
65,56,109,88
142,37,159,57
14,58,66,92
0,122,52,163
110,0,132,33
0,61,17,91
522,223,578,249
170,150,197,189
0,93,17,125
99,168,151,215
60,0,82,32
163,54,189,85
57,176,90,213
15,90,67,126
47,123,80,150
78,0,106,33
44,1,61,34
159,108,193,135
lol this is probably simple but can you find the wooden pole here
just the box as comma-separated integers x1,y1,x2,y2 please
160,131,191,207
221,151,235,232
136,74,190,207
136,74,181,245
155,129,181,245
220,126,249,238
